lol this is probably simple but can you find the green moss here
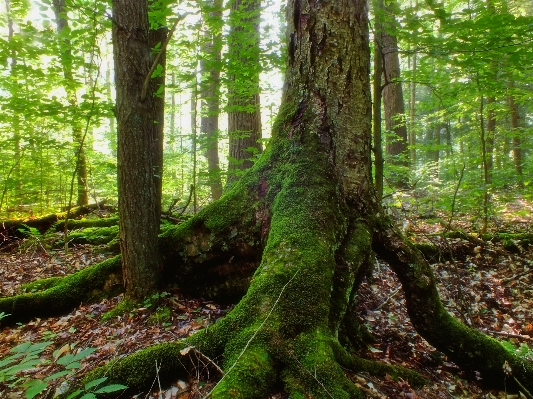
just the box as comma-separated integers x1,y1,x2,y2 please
19,276,63,293
0,256,122,325
331,342,427,388
55,216,119,231
64,226,119,246
101,298,135,321
83,342,192,395
282,331,364,399
212,344,276,399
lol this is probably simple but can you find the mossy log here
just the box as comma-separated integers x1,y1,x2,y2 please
0,256,122,324
63,225,119,247
0,203,113,238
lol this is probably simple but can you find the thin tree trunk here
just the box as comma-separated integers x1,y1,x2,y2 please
378,0,409,188
226,0,262,184
4,0,22,209
409,51,417,168
53,0,89,206
373,6,384,201
200,0,223,200
508,85,524,186
486,96,496,185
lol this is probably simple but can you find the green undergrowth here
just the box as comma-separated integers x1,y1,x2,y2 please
0,339,126,398
101,291,171,322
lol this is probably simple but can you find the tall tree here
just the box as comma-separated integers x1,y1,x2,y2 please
373,0,384,201
508,84,524,186
226,0,262,184
200,0,224,200
377,0,409,188
112,0,167,300
53,0,90,206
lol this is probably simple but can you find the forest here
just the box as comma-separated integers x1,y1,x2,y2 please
1,0,533,398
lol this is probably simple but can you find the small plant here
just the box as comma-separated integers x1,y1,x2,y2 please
17,224,50,254
0,341,126,398
501,340,533,361
0,312,10,324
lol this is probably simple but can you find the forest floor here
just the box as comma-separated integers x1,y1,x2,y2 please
1,202,533,398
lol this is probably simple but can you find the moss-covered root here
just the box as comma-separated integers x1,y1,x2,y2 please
373,226,533,392
210,344,276,399
0,256,122,325
332,341,428,388
281,332,364,399
83,342,199,395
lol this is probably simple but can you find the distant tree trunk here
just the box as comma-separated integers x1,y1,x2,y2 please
485,96,496,185
200,0,223,200
105,65,117,157
508,86,523,186
433,112,441,174
226,0,262,184
4,0,22,210
373,2,384,201
53,0,89,206
409,51,417,168
112,0,166,300
378,0,409,188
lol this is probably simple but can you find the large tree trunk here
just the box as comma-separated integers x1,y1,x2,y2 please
226,0,262,184
112,0,166,300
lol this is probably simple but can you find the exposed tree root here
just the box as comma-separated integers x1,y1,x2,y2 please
373,224,533,392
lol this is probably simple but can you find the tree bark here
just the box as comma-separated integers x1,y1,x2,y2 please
200,0,224,200
508,86,523,186
112,0,166,300
378,0,409,188
373,0,384,201
226,0,262,184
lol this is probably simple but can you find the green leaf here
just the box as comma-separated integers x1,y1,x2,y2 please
501,340,516,352
65,361,81,369
84,377,107,390
44,370,72,381
94,384,128,393
79,393,97,399
66,389,83,399
25,380,48,399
